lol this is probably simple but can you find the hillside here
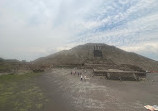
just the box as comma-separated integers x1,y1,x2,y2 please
33,43,158,71
0,58,29,73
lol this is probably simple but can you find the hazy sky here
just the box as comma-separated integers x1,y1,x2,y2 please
0,0,158,61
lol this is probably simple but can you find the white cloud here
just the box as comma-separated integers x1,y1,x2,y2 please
0,0,158,61
119,42,158,61
120,42,158,52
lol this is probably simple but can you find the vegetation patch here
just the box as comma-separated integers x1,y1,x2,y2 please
0,73,48,111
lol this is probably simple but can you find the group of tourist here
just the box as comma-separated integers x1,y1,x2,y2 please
71,69,89,81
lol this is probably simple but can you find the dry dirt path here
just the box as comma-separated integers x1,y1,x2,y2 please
38,68,158,111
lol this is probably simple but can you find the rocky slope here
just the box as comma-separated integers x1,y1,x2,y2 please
33,43,158,71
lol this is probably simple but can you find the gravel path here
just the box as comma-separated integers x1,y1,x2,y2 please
38,68,158,111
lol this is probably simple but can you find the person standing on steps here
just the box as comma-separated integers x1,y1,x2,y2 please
80,75,83,81
78,72,80,76
71,71,72,75
84,76,86,81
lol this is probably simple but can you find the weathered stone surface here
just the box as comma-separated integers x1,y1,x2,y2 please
33,43,158,71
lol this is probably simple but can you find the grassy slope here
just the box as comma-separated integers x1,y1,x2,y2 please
0,73,48,111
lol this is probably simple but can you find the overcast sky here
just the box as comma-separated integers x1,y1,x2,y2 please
0,0,158,61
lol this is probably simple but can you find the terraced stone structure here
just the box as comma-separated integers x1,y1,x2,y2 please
33,43,158,80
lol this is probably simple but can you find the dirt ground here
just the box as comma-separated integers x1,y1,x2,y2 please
37,68,158,111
